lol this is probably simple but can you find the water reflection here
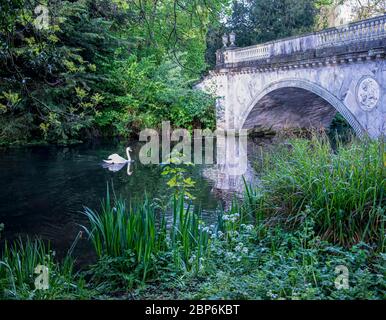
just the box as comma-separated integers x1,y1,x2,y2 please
102,162,133,176
203,136,258,207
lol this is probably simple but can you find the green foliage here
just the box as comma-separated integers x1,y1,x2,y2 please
0,0,118,144
82,187,211,290
161,152,196,200
138,201,385,300
251,135,385,247
0,0,222,145
0,238,86,299
329,113,355,144
168,221,385,300
95,56,216,137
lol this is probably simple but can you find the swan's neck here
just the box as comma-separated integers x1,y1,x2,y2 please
127,163,132,175
126,148,131,161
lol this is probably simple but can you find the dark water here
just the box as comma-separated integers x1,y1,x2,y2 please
0,139,259,264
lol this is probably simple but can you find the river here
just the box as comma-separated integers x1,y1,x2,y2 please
0,137,266,264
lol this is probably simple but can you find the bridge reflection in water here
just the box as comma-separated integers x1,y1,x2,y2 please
202,135,262,207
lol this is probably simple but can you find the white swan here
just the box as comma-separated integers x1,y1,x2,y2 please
102,161,133,176
103,147,132,164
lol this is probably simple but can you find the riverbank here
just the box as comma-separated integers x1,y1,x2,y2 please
0,136,384,300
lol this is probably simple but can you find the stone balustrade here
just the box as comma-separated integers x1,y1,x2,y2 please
218,14,386,66
317,15,386,48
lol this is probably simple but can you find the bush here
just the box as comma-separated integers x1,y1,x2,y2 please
95,56,216,137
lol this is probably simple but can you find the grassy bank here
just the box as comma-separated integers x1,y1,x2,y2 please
253,135,385,247
0,136,385,300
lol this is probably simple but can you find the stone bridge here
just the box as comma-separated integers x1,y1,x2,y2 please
198,15,386,138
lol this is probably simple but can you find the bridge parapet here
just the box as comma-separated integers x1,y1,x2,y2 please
218,14,386,67
317,15,386,48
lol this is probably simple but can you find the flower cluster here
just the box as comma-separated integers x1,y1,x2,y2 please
188,255,206,271
240,224,254,232
267,290,279,300
222,213,240,223
235,242,249,255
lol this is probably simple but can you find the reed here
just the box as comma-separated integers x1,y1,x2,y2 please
0,238,49,292
251,135,385,247
82,188,211,281
0,237,77,299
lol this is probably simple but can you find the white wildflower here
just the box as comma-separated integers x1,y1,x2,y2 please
245,224,254,232
188,255,196,264
202,226,210,233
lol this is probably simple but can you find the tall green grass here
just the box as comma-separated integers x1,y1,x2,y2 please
170,196,211,271
82,188,211,282
248,135,385,247
0,238,79,299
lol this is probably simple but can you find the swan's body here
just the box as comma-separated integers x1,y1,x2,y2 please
102,162,133,176
103,147,132,164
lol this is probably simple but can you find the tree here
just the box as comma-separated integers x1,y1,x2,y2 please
250,0,318,43
317,0,385,28
0,0,228,144
205,0,321,66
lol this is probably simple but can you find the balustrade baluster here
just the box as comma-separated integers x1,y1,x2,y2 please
366,22,370,41
375,20,379,37
370,22,375,41
349,27,353,42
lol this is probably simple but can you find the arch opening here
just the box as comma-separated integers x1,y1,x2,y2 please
240,80,365,138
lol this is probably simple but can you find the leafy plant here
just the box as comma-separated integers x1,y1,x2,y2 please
161,152,196,200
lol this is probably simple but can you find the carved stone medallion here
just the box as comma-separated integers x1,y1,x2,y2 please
356,77,380,111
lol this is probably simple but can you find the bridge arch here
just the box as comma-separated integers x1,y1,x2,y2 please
239,79,365,138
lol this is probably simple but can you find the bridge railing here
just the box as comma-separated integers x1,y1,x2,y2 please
219,14,386,66
317,15,386,48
